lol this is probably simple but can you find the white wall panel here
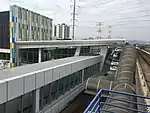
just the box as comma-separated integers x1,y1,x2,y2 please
0,81,7,104
24,74,36,93
83,59,89,68
88,59,94,67
71,62,77,73
59,66,66,79
65,64,71,75
45,69,53,85
53,68,60,82
36,72,45,89
76,61,82,71
8,77,23,100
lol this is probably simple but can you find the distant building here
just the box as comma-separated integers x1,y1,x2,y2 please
53,23,70,40
0,5,53,68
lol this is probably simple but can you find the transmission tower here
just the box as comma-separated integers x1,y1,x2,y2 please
96,22,103,39
108,25,112,39
71,0,79,40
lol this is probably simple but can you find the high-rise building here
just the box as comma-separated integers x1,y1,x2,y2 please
53,23,70,39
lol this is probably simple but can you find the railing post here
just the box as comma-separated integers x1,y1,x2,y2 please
84,88,150,113
98,89,102,113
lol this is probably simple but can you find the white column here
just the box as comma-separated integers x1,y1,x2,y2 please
35,89,40,112
74,46,81,56
38,48,42,63
100,46,108,71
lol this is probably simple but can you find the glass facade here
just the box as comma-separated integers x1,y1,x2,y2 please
84,63,100,81
39,70,82,110
0,53,10,60
19,48,76,65
4,92,34,113
80,46,101,56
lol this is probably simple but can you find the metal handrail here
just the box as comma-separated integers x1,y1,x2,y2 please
83,89,150,113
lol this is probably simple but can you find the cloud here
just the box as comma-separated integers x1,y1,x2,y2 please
0,0,150,41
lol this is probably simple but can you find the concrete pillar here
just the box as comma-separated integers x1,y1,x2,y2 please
100,46,108,71
35,89,40,113
38,48,42,63
16,49,22,66
74,46,81,56
82,69,84,83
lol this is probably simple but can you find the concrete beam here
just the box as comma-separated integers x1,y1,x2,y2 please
15,39,125,49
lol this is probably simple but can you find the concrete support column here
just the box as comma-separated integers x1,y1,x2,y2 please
74,46,81,56
35,89,40,113
82,69,84,83
38,48,42,63
16,48,21,66
100,46,108,71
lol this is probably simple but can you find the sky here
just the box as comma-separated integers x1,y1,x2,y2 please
0,0,150,41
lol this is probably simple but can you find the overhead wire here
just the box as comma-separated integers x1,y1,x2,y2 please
78,0,150,38
80,0,150,23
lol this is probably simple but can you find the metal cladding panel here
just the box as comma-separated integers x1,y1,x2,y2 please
53,67,60,82
82,59,89,68
88,58,94,67
24,74,36,93
59,65,66,79
79,60,84,69
0,81,7,104
65,64,72,76
44,69,53,85
35,72,45,89
76,61,82,71
7,77,24,101
71,62,77,73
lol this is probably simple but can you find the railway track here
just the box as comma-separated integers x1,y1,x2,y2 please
138,50,150,90
137,49,150,112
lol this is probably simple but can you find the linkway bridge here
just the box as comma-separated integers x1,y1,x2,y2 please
0,39,125,113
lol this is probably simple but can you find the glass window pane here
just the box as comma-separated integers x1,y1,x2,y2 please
0,104,4,113
5,97,21,113
23,92,33,113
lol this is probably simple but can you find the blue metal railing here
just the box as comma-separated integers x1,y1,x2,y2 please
84,89,150,113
